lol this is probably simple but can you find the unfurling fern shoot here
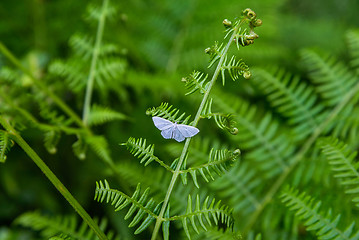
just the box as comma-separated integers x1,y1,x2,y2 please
95,8,261,240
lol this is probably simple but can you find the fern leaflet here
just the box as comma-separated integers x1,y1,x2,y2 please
281,187,359,240
94,180,163,235
300,49,358,106
221,55,250,84
210,162,263,215
170,194,234,240
200,98,238,134
121,137,171,171
178,148,240,188
318,137,359,208
252,67,326,141
87,104,127,126
146,102,192,124
0,130,13,163
182,71,210,95
214,91,294,177
346,30,359,72
15,211,119,240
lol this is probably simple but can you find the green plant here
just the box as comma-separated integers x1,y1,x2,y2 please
94,8,261,240
2,0,359,239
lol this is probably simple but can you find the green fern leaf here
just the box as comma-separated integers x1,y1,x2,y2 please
94,180,162,234
72,135,87,160
346,30,359,71
15,211,119,240
300,49,358,106
88,104,127,126
182,71,210,95
252,67,327,141
49,60,87,92
221,55,249,84
173,194,234,240
121,137,171,170
210,162,263,215
95,58,126,89
179,148,240,188
70,34,121,60
200,98,237,134
0,130,13,163
43,130,61,154
214,91,295,177
85,2,117,22
206,42,225,68
281,187,359,240
86,135,113,165
317,137,359,208
146,102,192,124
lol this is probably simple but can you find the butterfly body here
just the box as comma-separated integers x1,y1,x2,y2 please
152,116,199,142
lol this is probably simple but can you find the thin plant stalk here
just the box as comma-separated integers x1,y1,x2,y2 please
82,0,109,126
0,116,109,240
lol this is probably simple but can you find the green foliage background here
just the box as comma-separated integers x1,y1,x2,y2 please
1,0,359,239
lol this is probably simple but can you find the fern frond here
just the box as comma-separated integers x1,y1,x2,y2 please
94,180,162,235
281,187,359,240
200,99,237,134
96,58,126,89
252,67,326,141
44,130,61,154
179,148,240,188
0,130,13,163
171,194,234,239
300,49,358,106
213,114,238,135
49,60,86,92
346,30,359,71
146,102,192,124
210,162,263,215
72,135,87,160
317,137,359,207
15,211,119,240
206,42,225,68
121,137,171,171
221,56,249,84
88,105,126,126
69,34,95,60
203,228,242,240
70,34,120,60
182,71,210,95
86,135,113,164
85,1,117,22
214,91,294,177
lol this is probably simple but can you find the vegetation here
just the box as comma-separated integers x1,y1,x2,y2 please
1,0,359,239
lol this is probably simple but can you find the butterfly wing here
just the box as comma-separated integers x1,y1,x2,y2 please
152,116,173,130
161,126,175,139
172,126,186,142
176,124,200,138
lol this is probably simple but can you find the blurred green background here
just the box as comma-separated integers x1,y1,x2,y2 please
1,0,359,239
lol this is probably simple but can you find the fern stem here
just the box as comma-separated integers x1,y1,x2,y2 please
151,19,245,240
243,77,359,233
0,42,84,128
0,116,109,240
82,0,109,126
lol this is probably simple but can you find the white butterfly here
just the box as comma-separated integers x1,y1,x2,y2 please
152,116,199,142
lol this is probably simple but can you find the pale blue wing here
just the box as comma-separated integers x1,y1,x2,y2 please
152,116,173,130
177,124,200,138
172,126,186,142
161,126,174,139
